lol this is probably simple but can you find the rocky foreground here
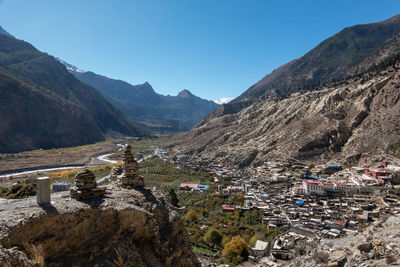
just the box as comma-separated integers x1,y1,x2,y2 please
0,186,199,266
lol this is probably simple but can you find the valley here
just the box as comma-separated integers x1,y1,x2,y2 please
1,7,400,267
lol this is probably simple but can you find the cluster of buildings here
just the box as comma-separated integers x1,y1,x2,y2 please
203,160,400,262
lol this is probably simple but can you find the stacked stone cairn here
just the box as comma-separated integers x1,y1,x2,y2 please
110,166,122,181
70,169,105,200
118,144,144,188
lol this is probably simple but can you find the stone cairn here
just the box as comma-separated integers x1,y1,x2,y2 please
70,169,105,200
118,144,144,189
110,166,122,181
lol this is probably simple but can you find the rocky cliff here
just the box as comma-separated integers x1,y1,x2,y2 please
0,186,199,266
169,60,400,167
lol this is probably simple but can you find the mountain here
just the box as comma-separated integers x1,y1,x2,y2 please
168,15,400,166
236,14,400,102
65,67,220,132
198,14,400,124
0,26,13,38
0,30,146,153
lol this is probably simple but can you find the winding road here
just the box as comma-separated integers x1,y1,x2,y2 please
0,148,122,180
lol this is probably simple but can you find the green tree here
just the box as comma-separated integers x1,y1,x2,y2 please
204,227,223,247
168,188,179,206
222,236,249,265
244,210,262,225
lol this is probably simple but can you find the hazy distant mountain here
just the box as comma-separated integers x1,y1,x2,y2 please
0,29,147,153
169,14,400,167
64,67,220,132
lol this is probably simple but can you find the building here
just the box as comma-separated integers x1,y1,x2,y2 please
364,168,392,180
292,186,305,195
222,204,235,212
179,183,209,191
303,181,347,195
250,240,269,257
179,183,199,191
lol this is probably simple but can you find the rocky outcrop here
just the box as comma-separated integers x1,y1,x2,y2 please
69,169,105,200
117,144,144,188
169,61,400,167
0,186,199,267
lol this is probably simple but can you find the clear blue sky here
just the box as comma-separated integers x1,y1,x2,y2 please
0,0,399,101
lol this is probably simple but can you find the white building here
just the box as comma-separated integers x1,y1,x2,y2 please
303,181,347,195
292,186,305,195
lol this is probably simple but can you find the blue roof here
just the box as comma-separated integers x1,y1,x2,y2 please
198,185,209,190
328,164,341,167
301,174,319,180
296,200,304,205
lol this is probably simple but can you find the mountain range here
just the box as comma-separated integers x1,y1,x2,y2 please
0,28,146,153
61,63,219,132
169,14,400,166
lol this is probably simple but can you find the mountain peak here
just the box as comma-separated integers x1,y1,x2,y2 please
0,26,14,38
178,89,193,98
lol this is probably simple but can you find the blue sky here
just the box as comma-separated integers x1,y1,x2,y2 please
0,1,399,101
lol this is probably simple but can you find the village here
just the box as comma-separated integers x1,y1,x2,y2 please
168,151,400,264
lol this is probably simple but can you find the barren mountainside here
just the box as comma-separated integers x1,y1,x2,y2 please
0,32,147,153
170,15,400,167
236,14,400,102
170,60,400,167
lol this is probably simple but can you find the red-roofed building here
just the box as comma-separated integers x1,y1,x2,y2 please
292,186,305,195
222,204,235,212
179,183,199,191
364,168,392,180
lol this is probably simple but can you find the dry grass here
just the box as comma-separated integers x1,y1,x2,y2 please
113,248,125,267
24,242,45,267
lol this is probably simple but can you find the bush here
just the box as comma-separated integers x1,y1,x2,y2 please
222,236,249,265
185,210,198,222
204,227,223,247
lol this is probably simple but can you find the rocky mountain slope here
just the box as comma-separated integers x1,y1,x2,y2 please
236,14,400,102
169,59,400,167
0,187,199,267
169,15,400,167
196,14,400,127
64,66,219,132
0,29,147,153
